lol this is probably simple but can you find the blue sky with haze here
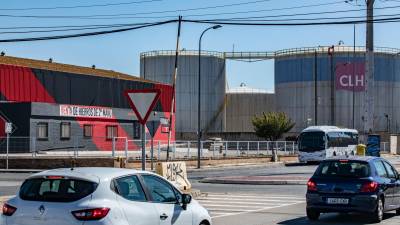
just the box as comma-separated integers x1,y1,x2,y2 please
0,0,399,92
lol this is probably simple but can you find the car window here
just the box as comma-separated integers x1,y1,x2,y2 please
142,175,177,203
383,161,396,179
20,178,97,202
114,176,146,201
316,160,370,178
373,161,388,178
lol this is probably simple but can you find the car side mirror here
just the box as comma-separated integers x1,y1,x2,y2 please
181,194,192,210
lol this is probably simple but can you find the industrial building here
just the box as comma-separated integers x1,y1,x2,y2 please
141,46,400,139
0,56,174,153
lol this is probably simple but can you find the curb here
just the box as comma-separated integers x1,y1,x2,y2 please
0,169,43,173
200,178,307,185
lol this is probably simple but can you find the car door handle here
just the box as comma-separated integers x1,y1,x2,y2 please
160,213,168,220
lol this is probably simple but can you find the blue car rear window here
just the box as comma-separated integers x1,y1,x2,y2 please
316,161,370,178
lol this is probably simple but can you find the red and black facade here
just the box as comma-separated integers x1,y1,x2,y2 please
0,58,174,153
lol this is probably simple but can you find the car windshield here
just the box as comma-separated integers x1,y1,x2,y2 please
19,178,98,202
315,161,370,178
298,131,325,152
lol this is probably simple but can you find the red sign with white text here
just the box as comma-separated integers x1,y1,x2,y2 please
335,62,365,92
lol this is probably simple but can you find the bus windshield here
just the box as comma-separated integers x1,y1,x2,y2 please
299,131,326,152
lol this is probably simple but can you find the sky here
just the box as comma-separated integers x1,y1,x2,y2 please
0,0,399,92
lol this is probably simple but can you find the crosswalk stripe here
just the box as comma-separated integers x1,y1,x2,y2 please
198,197,302,202
198,200,284,205
205,194,304,200
197,193,305,219
201,204,264,209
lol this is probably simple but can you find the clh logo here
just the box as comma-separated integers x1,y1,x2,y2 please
335,62,365,92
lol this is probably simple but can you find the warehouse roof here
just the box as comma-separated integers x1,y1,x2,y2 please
0,55,157,84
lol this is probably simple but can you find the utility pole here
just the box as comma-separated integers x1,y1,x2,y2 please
328,46,335,126
314,49,318,125
364,0,375,135
166,16,182,161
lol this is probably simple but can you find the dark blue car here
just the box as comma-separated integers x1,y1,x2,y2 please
306,156,400,223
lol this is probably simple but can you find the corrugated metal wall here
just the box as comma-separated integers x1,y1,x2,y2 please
225,93,276,132
275,52,400,133
140,52,226,134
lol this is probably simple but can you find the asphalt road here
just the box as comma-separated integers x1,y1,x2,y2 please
2,164,400,224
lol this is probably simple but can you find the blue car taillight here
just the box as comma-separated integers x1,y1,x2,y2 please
307,179,317,191
360,181,378,193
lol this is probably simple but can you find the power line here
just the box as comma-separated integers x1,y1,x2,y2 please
0,23,152,35
0,1,391,21
0,0,275,19
0,20,176,43
0,0,163,11
204,12,400,22
200,4,400,22
1,15,400,43
184,16,400,26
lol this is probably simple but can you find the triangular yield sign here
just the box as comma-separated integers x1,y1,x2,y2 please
124,89,161,125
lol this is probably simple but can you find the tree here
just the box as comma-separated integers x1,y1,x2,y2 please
251,112,295,141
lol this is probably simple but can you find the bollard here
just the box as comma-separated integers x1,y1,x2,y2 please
187,141,190,158
225,141,228,157
124,138,128,161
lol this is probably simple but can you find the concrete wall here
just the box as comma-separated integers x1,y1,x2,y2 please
225,93,276,132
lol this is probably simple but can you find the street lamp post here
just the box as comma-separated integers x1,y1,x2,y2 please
197,25,222,169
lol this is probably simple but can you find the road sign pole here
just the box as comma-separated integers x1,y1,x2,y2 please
6,132,9,170
151,121,154,171
141,124,146,171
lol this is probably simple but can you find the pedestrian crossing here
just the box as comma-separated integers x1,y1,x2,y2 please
196,193,305,218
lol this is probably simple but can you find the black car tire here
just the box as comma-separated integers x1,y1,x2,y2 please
371,197,384,223
306,209,320,221
396,208,400,215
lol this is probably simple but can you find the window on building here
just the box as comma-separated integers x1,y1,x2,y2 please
37,123,48,140
106,125,118,140
83,125,93,138
60,122,71,140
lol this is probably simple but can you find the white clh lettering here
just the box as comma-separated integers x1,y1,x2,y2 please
339,74,364,87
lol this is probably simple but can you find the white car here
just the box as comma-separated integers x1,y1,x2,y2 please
1,167,211,225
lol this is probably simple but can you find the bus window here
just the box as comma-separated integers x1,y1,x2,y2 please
327,132,345,147
298,132,326,152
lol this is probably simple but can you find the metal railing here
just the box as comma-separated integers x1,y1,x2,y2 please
0,136,392,160
140,46,400,61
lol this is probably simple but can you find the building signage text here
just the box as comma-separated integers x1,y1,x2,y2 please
335,62,365,92
60,105,113,119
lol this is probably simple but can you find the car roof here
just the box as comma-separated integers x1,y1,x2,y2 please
28,167,152,183
323,156,379,162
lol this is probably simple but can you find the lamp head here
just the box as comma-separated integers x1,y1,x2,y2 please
212,25,222,30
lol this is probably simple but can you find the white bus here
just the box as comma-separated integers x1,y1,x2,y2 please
298,126,359,163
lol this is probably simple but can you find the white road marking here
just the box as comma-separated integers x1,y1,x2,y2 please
197,193,305,219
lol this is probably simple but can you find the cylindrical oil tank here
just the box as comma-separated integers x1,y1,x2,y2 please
140,50,226,137
275,46,400,133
